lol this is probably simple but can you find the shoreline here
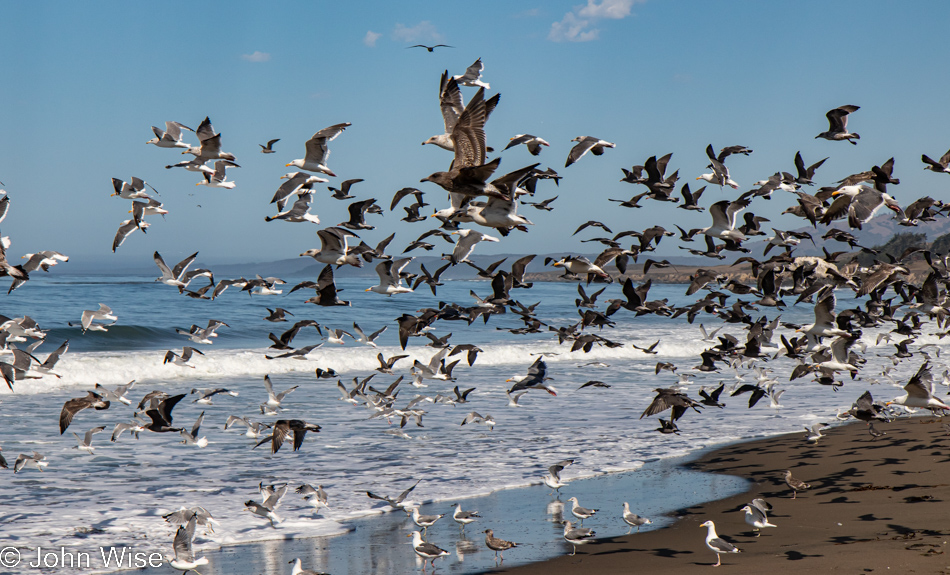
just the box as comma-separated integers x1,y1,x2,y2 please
108,448,748,575
489,416,950,574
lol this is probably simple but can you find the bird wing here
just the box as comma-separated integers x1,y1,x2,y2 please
709,536,737,552
172,517,196,562
171,252,199,280
439,72,463,133
813,291,836,326
565,137,596,168
451,88,488,169
708,201,730,230
375,261,397,288
153,251,174,279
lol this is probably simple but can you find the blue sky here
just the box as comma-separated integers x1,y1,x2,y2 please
2,1,949,267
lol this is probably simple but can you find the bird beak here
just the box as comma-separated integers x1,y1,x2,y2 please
695,177,702,180
364,288,372,292
285,163,293,167
451,231,458,235
553,262,561,267
831,191,841,196
195,183,200,186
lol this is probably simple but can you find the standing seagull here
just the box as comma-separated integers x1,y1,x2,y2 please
567,496,597,525
816,105,860,144
622,502,652,533
484,529,519,561
409,506,444,537
407,530,449,571
783,470,810,499
700,520,740,566
562,521,596,555
168,515,209,574
452,504,480,532
565,136,615,168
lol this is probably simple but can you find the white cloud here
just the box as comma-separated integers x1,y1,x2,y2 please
241,51,271,63
578,0,638,19
549,13,600,42
364,30,382,47
549,0,643,42
392,21,443,43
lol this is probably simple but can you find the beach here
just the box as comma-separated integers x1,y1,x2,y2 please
493,416,950,574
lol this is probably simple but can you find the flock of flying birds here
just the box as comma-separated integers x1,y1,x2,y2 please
3,53,950,572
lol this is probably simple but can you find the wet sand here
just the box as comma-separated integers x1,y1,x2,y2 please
489,416,950,574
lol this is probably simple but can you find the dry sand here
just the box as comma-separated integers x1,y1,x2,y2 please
489,416,950,574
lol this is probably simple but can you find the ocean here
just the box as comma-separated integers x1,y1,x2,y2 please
0,272,931,574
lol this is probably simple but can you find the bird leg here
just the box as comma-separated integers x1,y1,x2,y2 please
714,553,721,567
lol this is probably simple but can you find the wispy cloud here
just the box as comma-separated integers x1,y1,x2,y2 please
364,31,382,47
392,20,443,43
241,51,271,63
549,0,643,42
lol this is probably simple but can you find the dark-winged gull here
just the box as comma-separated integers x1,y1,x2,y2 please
701,520,740,566
408,530,449,570
505,134,549,156
565,136,615,167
